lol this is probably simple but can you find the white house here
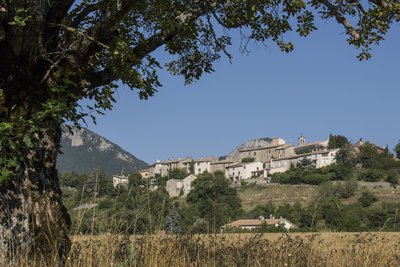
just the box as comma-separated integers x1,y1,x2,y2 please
112,175,129,187
266,149,339,175
225,161,264,182
148,157,192,177
193,157,216,175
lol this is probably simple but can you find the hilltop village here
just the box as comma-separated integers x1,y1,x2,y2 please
113,135,387,197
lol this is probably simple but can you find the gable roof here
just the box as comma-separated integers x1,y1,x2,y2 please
222,218,295,228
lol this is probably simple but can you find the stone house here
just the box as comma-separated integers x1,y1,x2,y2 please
148,157,192,177
266,148,339,175
225,161,264,182
238,138,294,162
193,157,216,175
166,174,198,198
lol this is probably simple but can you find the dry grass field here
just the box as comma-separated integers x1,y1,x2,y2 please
64,232,400,266
7,232,400,266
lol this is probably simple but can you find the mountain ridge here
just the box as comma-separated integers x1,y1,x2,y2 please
57,126,148,175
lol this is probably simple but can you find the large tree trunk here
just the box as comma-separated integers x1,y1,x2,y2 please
0,126,71,265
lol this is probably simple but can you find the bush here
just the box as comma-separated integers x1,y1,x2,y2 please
241,157,255,163
386,170,399,185
303,173,330,185
358,169,386,182
358,191,378,207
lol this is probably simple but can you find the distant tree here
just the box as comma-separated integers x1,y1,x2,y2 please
164,204,182,234
129,172,145,187
395,141,400,160
84,169,114,197
169,168,188,180
335,143,355,166
60,172,84,189
328,134,350,149
186,171,242,232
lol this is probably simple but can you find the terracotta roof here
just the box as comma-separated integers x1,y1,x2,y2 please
223,218,294,228
224,219,264,227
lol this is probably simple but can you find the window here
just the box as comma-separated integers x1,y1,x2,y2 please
244,166,246,169
254,152,257,156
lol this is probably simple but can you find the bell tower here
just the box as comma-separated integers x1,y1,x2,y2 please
298,134,306,146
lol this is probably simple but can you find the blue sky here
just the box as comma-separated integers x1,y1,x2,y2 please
86,18,400,164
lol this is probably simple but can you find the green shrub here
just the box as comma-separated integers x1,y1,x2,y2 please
358,191,378,207
303,173,330,185
358,169,386,182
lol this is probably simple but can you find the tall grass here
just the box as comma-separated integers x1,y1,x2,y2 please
8,232,398,266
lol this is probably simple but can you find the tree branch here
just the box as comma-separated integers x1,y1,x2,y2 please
47,0,75,24
369,0,389,8
78,1,226,90
67,1,105,29
76,0,140,64
318,0,360,40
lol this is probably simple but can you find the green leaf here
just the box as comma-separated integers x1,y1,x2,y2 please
23,135,32,147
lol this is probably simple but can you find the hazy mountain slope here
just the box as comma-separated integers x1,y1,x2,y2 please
58,127,148,175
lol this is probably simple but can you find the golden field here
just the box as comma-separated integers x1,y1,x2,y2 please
67,232,400,266
8,232,400,266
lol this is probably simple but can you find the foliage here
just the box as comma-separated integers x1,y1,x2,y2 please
328,134,351,149
358,191,378,207
395,141,400,160
271,163,333,185
318,180,358,199
168,168,188,180
61,171,171,234
357,142,399,169
164,204,182,234
386,170,400,186
242,157,255,163
185,171,242,232
358,168,386,182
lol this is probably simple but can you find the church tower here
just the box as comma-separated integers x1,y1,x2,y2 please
298,135,306,146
